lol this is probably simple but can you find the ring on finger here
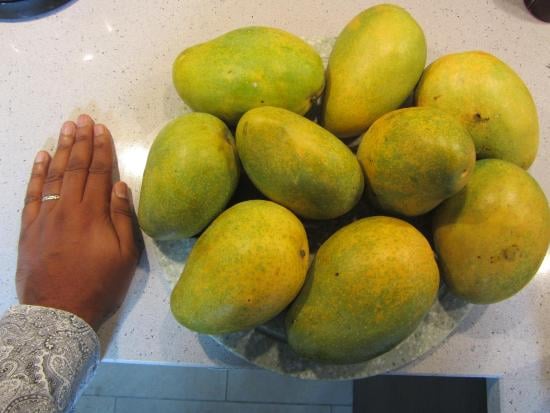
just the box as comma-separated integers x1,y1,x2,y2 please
41,194,61,202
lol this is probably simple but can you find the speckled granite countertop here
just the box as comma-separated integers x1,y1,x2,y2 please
1,1,549,411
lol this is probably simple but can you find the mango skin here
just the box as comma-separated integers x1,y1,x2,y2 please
433,159,550,304
170,200,309,334
236,106,364,220
357,107,476,216
322,4,427,138
173,26,325,125
415,51,539,169
286,216,439,364
138,113,239,240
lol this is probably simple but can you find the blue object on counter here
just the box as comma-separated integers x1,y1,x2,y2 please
0,0,75,21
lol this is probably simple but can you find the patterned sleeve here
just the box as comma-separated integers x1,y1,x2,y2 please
0,305,100,413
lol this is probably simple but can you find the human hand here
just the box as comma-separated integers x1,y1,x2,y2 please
16,114,140,331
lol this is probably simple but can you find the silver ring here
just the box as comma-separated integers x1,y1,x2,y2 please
41,194,61,202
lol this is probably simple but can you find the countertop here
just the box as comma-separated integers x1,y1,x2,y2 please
1,1,549,411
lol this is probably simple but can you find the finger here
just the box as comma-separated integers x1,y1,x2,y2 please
41,121,76,211
61,114,95,203
83,124,114,211
21,151,51,230
110,181,137,256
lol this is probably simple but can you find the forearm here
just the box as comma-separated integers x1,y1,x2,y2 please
0,305,99,413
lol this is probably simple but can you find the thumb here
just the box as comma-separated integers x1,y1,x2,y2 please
110,181,138,257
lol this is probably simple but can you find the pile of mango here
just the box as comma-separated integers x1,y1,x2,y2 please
138,4,550,364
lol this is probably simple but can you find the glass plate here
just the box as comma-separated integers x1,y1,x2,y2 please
151,36,473,380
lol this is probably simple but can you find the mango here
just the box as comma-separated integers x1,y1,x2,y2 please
138,113,239,240
170,200,309,334
236,106,364,220
415,51,539,169
433,159,550,304
357,107,476,216
322,4,427,138
172,26,325,125
286,216,439,363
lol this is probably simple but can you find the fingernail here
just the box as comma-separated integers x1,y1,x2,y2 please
77,114,91,127
61,121,75,136
34,151,47,163
94,124,105,135
115,181,128,199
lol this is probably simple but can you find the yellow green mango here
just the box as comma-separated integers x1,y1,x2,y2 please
171,200,309,334
286,216,439,363
173,26,324,125
357,107,476,216
322,4,426,138
415,51,539,169
138,113,239,240
236,106,364,220
433,159,550,303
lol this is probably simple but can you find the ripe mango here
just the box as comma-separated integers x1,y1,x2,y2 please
322,4,427,138
170,200,309,334
173,26,325,125
236,106,364,220
138,113,239,240
415,51,539,169
286,216,439,363
357,107,476,216
433,159,550,303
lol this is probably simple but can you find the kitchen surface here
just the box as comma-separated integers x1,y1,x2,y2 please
1,0,549,412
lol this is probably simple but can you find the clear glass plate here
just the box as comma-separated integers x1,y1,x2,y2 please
151,36,473,380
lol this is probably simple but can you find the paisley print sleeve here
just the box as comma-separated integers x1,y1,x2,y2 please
0,305,100,413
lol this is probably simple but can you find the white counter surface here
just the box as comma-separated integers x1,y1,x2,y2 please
1,1,549,411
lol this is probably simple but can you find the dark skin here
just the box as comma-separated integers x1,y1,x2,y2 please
16,114,140,331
